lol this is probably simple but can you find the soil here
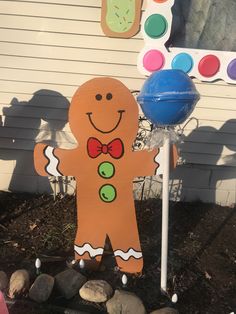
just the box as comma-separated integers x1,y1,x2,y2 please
0,191,236,314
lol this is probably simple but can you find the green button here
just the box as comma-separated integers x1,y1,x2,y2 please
98,162,115,179
144,14,167,38
99,184,116,203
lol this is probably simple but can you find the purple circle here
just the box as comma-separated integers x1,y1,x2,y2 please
227,59,236,80
143,50,165,72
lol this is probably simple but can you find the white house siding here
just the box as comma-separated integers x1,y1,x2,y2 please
0,0,235,205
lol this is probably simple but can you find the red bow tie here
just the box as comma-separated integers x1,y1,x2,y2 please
87,137,124,159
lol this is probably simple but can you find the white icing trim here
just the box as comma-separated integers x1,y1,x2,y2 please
114,248,142,261
45,146,62,176
154,147,164,176
74,243,104,258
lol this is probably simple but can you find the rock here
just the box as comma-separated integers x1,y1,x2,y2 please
150,308,179,314
79,280,113,303
106,289,146,314
55,269,86,299
21,260,37,279
29,274,54,303
68,294,103,313
64,310,90,314
8,269,30,298
0,271,8,291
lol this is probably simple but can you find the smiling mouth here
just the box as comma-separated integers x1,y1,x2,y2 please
86,110,125,134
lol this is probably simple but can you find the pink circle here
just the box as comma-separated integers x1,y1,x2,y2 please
198,55,220,77
143,50,165,72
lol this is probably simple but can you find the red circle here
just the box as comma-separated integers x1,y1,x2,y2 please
198,55,220,77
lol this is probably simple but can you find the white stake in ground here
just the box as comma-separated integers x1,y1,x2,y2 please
161,132,170,293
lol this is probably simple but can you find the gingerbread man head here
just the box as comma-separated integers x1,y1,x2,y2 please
69,77,139,147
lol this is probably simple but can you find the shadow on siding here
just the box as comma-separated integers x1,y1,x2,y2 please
0,90,70,193
170,120,236,205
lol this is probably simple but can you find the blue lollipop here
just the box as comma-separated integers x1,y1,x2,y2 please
137,69,200,126
138,70,200,294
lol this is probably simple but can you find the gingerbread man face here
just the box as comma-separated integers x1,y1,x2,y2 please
69,77,139,146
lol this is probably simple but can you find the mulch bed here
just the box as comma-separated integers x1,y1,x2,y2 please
0,191,236,313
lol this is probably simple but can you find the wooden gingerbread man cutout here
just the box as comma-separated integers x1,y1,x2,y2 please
34,77,159,273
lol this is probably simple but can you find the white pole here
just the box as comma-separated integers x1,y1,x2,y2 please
161,132,170,293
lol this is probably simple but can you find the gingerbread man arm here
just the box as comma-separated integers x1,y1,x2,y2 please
130,148,160,177
34,143,78,177
130,145,179,177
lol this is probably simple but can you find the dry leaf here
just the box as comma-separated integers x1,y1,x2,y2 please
205,271,212,280
29,222,37,231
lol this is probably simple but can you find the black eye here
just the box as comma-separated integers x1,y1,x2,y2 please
95,94,102,101
106,93,112,100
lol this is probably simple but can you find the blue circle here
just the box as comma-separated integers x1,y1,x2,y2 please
137,69,200,126
171,53,193,73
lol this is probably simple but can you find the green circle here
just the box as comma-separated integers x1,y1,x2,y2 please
144,14,167,38
98,162,115,179
99,184,116,203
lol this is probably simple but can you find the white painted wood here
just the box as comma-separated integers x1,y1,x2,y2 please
196,97,236,110
185,128,236,139
12,0,100,7
137,166,236,205
0,115,73,134
0,14,142,38
13,0,147,10
181,152,236,167
0,28,143,52
0,92,72,106
194,82,236,98
0,102,68,120
0,137,40,151
181,119,236,134
0,137,75,151
0,80,77,97
190,108,236,122
0,42,138,65
0,1,101,21
145,164,236,204
0,66,142,85
181,142,235,157
0,126,75,142
0,159,16,173
178,187,236,206
0,14,104,36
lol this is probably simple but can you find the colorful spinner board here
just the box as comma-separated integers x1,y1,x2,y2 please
137,0,236,83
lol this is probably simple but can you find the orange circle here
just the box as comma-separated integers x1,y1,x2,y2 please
153,0,168,3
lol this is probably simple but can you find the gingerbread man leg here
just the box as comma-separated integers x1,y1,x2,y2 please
74,237,105,270
107,206,143,274
74,208,106,269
